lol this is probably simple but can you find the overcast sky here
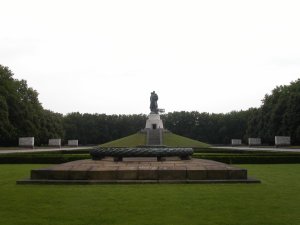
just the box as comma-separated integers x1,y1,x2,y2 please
1,0,300,115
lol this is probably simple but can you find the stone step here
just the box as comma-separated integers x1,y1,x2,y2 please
16,158,261,184
147,129,162,145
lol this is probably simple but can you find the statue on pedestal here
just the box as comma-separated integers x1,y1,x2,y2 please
150,91,159,114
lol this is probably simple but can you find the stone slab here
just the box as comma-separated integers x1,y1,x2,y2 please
138,165,158,180
17,158,259,184
17,178,261,184
117,166,139,180
228,169,247,179
19,137,34,148
68,140,78,147
231,139,242,145
205,166,229,179
275,136,291,146
88,167,118,180
248,138,261,146
186,166,207,180
48,139,61,147
158,165,186,180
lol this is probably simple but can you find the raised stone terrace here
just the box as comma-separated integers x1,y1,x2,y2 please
17,158,259,184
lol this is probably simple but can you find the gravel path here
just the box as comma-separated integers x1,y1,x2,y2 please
0,146,93,154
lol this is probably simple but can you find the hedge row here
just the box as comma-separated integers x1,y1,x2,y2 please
193,154,300,164
0,153,300,164
193,147,300,154
1,147,300,164
0,154,90,164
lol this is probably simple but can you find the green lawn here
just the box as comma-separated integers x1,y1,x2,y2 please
163,132,210,147
0,164,299,225
99,132,210,148
99,133,146,147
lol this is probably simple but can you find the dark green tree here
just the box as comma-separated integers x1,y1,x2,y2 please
0,65,65,146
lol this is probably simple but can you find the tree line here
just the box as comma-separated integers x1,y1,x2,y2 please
1,64,300,146
0,65,146,146
0,65,64,146
162,80,300,145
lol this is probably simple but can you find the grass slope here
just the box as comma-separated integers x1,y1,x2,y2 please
0,164,299,225
99,133,146,147
163,132,210,148
99,132,210,148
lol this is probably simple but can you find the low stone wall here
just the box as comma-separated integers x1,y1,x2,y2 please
248,138,261,146
17,158,260,184
275,136,291,146
231,139,242,145
19,137,34,148
68,140,78,147
48,139,61,147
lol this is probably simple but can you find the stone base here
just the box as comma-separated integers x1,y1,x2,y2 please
145,113,164,129
17,178,260,184
17,158,260,184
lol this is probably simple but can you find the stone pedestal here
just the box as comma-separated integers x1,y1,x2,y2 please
19,137,34,148
68,140,78,147
248,138,261,146
231,139,242,145
18,158,261,184
275,136,291,146
49,139,61,148
145,113,164,129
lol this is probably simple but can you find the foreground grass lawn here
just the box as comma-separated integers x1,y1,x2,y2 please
0,164,299,225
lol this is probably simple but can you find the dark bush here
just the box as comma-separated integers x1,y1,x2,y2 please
0,153,90,164
193,154,300,164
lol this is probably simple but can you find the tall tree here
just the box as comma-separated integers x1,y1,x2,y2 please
0,65,65,146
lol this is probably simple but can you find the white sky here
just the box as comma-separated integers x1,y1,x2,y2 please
1,0,300,115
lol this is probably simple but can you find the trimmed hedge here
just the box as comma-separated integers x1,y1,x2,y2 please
193,154,300,164
0,147,300,164
194,147,300,154
0,154,90,164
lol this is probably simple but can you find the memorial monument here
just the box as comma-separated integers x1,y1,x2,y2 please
145,91,164,129
18,93,259,184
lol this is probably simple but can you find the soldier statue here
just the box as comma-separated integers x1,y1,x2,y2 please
150,91,159,114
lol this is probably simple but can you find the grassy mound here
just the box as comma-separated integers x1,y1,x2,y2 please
163,132,210,148
99,131,210,148
99,133,146,147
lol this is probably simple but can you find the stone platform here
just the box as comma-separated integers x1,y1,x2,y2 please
17,158,260,184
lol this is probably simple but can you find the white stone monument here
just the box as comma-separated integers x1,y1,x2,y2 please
19,137,34,148
145,113,164,129
275,136,291,146
145,91,164,129
248,138,261,146
48,139,61,147
68,140,78,147
231,139,242,145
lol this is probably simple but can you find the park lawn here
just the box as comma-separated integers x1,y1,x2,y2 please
163,132,210,148
0,164,300,225
98,132,210,148
99,133,146,147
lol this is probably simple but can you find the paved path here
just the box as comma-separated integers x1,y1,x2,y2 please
0,146,93,154
1,146,300,154
213,146,300,153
